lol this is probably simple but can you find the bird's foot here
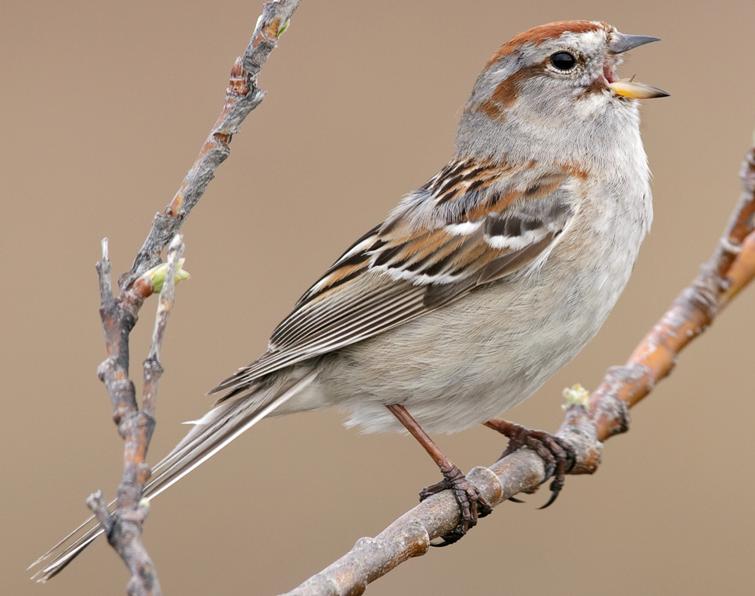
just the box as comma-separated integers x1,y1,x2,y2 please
485,420,576,509
419,464,492,546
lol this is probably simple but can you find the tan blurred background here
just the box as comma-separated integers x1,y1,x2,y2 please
2,1,754,594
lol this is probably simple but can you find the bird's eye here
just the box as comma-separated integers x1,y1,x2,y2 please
550,51,577,71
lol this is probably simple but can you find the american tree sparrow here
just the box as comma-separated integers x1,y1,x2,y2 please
34,20,667,578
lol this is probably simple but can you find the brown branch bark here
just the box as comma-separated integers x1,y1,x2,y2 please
82,2,302,594
90,235,185,596
120,0,301,291
285,146,755,596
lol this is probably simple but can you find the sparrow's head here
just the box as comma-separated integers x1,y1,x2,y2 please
457,21,668,162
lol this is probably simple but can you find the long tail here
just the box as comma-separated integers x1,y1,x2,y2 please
29,370,317,583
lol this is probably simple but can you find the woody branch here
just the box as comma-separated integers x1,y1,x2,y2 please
285,145,755,596
82,2,302,594
88,235,185,596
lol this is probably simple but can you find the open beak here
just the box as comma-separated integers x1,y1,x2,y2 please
608,80,669,99
606,32,669,99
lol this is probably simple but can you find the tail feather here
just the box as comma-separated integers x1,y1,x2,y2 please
29,370,317,582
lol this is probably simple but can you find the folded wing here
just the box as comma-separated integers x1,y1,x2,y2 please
212,159,578,397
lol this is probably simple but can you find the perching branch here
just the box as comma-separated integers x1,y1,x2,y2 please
285,145,755,596
81,2,302,594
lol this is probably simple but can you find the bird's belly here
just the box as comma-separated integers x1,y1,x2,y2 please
311,195,645,434
316,260,630,433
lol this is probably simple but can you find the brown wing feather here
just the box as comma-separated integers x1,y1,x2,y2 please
211,161,576,396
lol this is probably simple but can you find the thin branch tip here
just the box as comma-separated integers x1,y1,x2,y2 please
119,0,302,290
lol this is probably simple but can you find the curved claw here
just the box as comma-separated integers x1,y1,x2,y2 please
486,420,577,509
420,465,491,545
538,476,565,510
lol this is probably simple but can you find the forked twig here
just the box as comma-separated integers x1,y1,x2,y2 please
87,235,185,596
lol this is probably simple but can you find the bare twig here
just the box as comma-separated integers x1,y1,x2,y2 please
143,236,185,417
286,146,755,596
80,2,303,593
120,0,302,291
90,235,186,596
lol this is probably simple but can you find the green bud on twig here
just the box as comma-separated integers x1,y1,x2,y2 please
562,383,590,409
141,258,190,294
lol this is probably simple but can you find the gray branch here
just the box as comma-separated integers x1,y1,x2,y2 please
120,0,302,290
